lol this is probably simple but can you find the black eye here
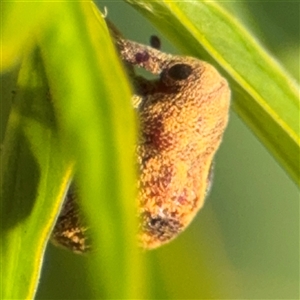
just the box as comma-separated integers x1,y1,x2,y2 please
168,64,192,80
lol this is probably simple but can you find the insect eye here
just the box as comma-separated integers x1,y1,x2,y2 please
168,63,192,81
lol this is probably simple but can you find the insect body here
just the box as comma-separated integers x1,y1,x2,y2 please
51,29,230,252
116,39,230,248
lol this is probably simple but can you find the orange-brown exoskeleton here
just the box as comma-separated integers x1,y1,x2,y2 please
51,26,230,252
115,37,231,249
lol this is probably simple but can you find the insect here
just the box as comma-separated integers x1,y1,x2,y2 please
51,23,231,252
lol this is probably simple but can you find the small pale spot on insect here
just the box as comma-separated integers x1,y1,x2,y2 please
51,23,230,252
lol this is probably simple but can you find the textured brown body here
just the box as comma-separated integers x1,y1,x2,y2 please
137,64,230,248
135,63,229,248
51,28,230,252
114,37,230,248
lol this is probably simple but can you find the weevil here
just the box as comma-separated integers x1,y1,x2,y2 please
51,23,230,252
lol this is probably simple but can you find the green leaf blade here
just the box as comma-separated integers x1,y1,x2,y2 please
1,2,145,299
38,2,145,298
1,44,74,299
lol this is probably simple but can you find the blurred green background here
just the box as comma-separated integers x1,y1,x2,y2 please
10,1,297,299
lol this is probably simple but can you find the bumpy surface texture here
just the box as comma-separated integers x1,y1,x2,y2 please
51,186,90,253
116,39,230,249
51,27,230,252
